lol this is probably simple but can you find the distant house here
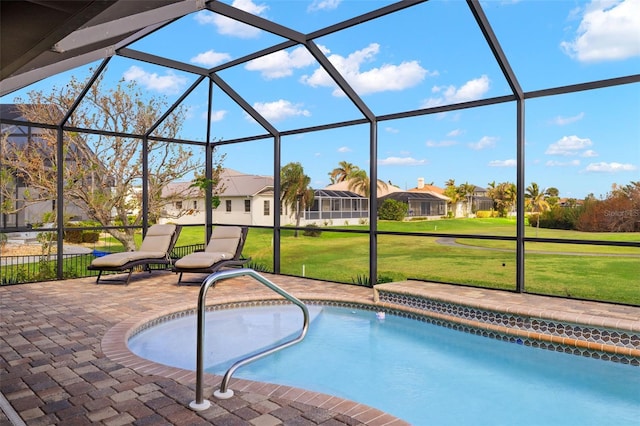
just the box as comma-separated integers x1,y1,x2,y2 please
159,169,373,227
470,186,494,212
405,178,450,218
304,189,369,225
378,191,448,219
159,169,282,226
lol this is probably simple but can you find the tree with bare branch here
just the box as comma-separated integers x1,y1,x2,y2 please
1,70,223,250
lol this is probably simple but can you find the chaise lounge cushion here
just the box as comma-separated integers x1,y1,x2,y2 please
204,226,242,253
173,251,233,269
90,250,167,267
89,224,177,268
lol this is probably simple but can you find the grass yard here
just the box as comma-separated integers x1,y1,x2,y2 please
241,219,639,305
7,219,634,304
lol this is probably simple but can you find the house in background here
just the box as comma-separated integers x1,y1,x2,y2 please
304,189,369,225
405,178,451,218
159,169,282,226
469,185,494,213
159,169,373,227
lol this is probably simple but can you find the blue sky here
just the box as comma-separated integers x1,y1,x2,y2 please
3,0,639,199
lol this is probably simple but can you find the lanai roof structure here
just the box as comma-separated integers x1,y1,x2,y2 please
1,0,638,287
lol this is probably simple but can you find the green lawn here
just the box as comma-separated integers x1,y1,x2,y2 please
54,219,640,305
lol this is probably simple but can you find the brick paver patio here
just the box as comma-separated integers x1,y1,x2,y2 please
1,272,406,426
2,270,639,425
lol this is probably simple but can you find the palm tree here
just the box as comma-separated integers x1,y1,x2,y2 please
329,161,359,184
347,169,388,198
443,179,460,217
525,182,550,236
280,162,314,237
459,182,476,217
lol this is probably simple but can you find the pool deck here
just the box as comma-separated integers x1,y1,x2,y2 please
1,271,639,425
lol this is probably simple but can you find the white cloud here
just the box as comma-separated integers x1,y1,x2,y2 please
337,146,352,153
385,127,400,133
122,65,187,94
308,0,341,12
378,156,427,166
488,159,517,167
584,162,637,172
582,149,598,157
300,43,431,96
469,136,498,150
252,99,310,122
426,140,457,147
560,0,640,62
552,112,585,125
545,135,593,155
190,50,232,67
209,110,227,122
546,159,581,166
246,46,316,79
422,75,490,107
194,0,268,39
447,129,463,137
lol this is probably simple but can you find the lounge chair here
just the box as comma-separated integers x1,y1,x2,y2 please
88,224,181,285
173,226,249,285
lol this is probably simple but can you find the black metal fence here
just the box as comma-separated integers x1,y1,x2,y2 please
0,244,205,285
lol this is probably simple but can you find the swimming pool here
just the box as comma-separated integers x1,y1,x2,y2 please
128,304,640,425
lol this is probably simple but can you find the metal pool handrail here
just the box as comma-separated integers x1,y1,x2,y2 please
189,268,310,411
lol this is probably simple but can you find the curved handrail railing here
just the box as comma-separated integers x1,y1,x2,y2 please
189,268,309,411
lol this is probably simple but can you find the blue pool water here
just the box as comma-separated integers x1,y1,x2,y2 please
128,305,640,426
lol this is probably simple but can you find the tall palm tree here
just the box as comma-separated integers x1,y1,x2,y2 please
459,182,476,217
347,169,388,198
328,161,360,184
443,179,460,216
280,162,314,237
525,182,550,236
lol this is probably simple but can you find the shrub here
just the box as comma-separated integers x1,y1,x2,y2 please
302,224,322,237
475,210,496,218
82,231,100,243
378,199,408,221
65,227,83,243
534,206,582,230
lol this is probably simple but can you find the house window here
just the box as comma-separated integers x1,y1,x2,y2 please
244,199,251,212
193,200,197,209
264,200,270,216
225,200,232,212
175,201,182,209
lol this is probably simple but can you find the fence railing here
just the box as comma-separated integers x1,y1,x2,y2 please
1,244,205,285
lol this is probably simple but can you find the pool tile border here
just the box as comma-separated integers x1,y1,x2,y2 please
374,290,640,366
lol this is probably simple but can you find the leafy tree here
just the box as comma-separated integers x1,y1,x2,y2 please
544,187,560,207
347,169,388,198
487,181,516,217
378,198,408,221
328,161,359,184
577,182,639,232
1,70,213,250
280,162,314,237
189,164,227,212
